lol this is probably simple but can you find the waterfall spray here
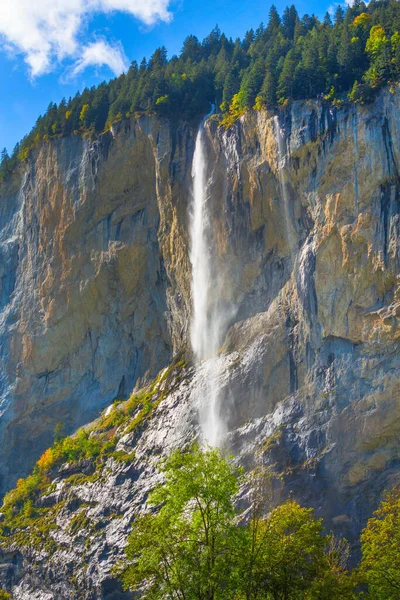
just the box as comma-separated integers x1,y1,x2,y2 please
189,107,226,447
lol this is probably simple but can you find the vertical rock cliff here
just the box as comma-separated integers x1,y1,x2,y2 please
0,87,400,598
0,119,194,496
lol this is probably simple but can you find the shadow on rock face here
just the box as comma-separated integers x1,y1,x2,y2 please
102,578,134,599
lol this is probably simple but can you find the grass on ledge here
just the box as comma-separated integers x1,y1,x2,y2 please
0,354,187,550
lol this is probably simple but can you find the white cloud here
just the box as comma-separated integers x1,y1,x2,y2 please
329,0,369,15
0,0,173,78
70,40,129,76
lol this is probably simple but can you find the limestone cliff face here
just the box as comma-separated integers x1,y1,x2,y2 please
0,119,194,495
1,87,400,598
200,89,400,538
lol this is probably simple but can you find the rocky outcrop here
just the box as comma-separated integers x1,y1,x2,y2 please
1,87,400,598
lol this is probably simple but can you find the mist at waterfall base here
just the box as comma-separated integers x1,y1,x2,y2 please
189,110,235,448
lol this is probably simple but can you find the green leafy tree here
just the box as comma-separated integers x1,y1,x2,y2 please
365,25,392,85
121,444,243,600
360,488,400,599
240,501,326,599
79,103,91,127
121,446,358,600
307,535,360,600
349,80,375,104
53,421,65,444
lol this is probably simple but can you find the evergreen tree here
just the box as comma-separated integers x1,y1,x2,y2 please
323,11,333,28
267,5,282,35
240,58,266,106
282,5,299,40
335,5,345,25
1,148,9,164
365,25,392,85
181,35,202,62
278,49,297,100
337,25,354,89
260,66,277,107
243,28,255,50
222,68,240,104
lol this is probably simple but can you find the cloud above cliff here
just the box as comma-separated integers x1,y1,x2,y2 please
328,0,369,15
0,0,173,78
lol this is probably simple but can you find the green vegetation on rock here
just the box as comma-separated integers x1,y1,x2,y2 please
360,488,400,599
0,356,186,552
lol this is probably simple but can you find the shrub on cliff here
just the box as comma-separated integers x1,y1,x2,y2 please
0,365,179,538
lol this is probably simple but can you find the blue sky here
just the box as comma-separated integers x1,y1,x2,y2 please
0,0,342,153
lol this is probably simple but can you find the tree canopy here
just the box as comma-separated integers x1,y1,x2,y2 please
120,444,357,600
360,488,400,600
2,0,400,182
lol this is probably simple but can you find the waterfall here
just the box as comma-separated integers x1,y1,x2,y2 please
189,107,226,447
190,107,219,361
273,116,296,250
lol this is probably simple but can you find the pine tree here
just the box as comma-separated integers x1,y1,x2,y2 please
222,68,240,104
337,25,353,90
283,5,299,40
323,11,333,28
260,67,277,107
335,5,345,25
0,148,9,164
278,49,297,100
181,35,202,62
240,58,266,107
267,5,282,35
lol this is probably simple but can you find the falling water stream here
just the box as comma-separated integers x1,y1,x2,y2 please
273,115,296,250
189,107,227,447
190,108,218,361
